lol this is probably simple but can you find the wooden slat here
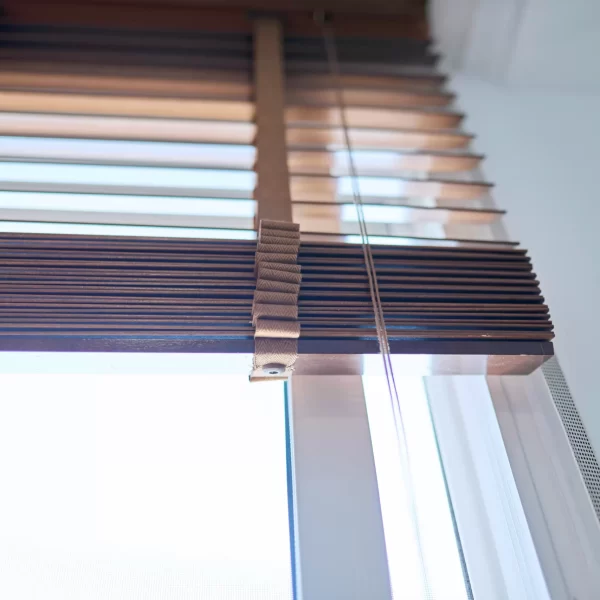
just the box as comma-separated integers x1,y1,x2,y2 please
285,105,462,131
0,28,252,53
1,3,430,39
0,60,248,84
0,48,252,71
0,318,552,330
287,87,454,108
0,91,254,121
290,175,491,201
292,201,503,224
0,261,537,278
287,73,445,91
0,141,256,170
286,126,471,150
0,69,252,100
0,219,504,247
0,113,255,144
288,150,483,175
0,272,539,287
0,233,527,256
0,210,254,231
300,231,513,248
285,58,438,76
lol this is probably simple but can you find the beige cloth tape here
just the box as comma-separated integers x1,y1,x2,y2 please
257,279,301,294
251,219,301,382
252,302,298,324
260,219,299,232
258,267,302,285
260,262,301,274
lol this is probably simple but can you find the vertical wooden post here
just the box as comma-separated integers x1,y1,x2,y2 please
253,17,293,223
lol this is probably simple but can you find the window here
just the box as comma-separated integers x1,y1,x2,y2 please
364,363,470,599
0,358,293,599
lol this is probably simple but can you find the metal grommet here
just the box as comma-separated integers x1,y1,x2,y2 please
263,363,286,376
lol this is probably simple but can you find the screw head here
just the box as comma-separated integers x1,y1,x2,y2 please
262,363,286,376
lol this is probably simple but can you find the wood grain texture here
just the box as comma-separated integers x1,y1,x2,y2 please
253,17,293,223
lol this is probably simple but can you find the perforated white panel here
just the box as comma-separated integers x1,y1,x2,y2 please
542,357,600,521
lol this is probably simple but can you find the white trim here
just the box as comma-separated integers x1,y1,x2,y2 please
426,376,551,600
488,372,600,600
287,375,392,600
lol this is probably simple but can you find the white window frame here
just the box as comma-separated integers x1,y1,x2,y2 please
286,369,600,600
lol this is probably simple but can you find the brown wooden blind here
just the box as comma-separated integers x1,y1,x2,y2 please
0,22,554,371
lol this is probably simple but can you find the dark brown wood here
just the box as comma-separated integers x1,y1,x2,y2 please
0,234,553,354
1,2,429,38
285,106,463,131
253,17,293,223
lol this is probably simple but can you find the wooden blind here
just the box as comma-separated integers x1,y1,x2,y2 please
0,22,553,373
0,26,258,238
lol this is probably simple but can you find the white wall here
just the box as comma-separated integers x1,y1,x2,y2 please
451,78,600,456
431,0,600,455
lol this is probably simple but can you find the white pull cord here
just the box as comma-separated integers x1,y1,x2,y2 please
318,17,432,598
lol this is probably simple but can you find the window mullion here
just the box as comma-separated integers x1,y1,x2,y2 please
287,375,392,600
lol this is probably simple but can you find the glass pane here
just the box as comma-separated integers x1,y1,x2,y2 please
0,162,255,193
0,221,256,239
0,137,256,169
345,234,456,246
0,192,254,218
363,361,470,599
0,364,292,600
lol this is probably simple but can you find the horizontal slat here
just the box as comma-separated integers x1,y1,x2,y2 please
0,48,252,70
0,163,256,196
0,61,247,84
0,137,256,169
0,91,254,121
284,38,432,63
287,126,471,150
288,150,483,175
285,59,438,76
0,222,256,240
0,233,527,257
0,271,538,287
0,304,547,315
292,202,503,224
0,91,460,131
0,162,487,201
290,175,491,201
0,124,469,155
0,113,255,143
0,288,539,303
0,27,252,53
0,137,480,175
0,218,504,247
0,329,552,341
0,318,552,331
0,210,254,230
0,191,255,218
285,105,462,131
287,87,454,108
293,200,504,225
302,231,513,248
0,4,430,40
0,69,252,100
287,73,446,91
0,279,539,293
